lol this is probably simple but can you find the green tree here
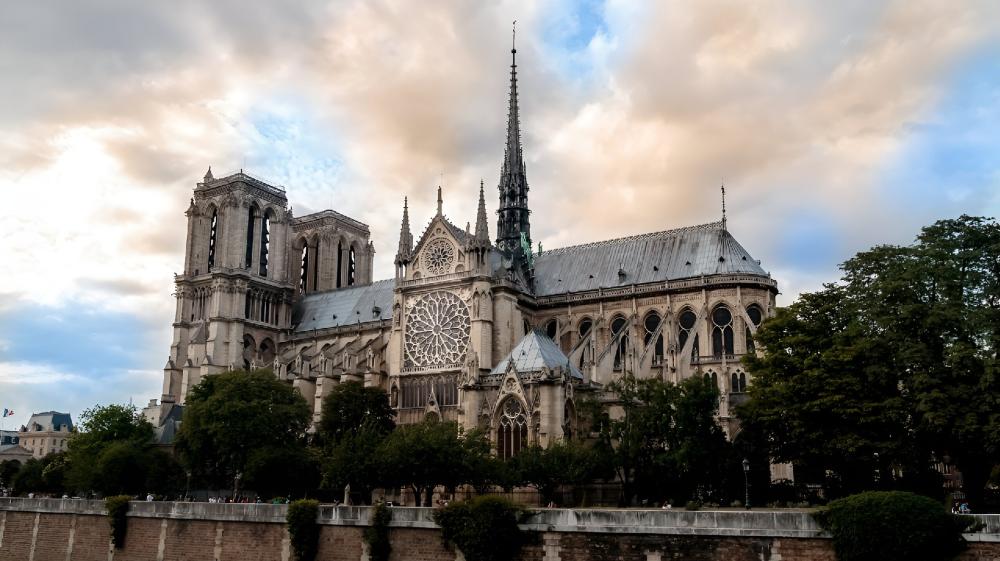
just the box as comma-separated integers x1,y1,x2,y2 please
322,425,387,504
245,446,321,500
377,419,477,506
742,216,1000,506
0,460,22,489
11,458,45,495
317,381,395,445
585,375,731,505
513,441,602,505
65,403,159,494
174,369,312,493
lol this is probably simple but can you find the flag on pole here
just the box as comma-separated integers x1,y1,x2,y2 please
2,409,12,418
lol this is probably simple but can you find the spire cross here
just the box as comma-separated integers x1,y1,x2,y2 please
721,182,727,231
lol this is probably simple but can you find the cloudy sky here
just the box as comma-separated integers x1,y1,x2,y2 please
1,0,999,425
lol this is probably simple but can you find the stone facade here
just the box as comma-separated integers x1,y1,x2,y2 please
157,42,779,455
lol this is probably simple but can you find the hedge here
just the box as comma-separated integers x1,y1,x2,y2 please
286,499,320,561
433,496,524,561
105,495,131,549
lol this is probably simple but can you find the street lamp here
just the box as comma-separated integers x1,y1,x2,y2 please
233,472,242,502
873,452,880,488
185,471,192,502
742,458,751,510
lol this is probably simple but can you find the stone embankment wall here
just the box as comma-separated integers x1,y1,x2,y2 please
0,498,998,561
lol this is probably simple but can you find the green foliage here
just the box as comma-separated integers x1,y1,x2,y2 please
585,375,732,505
322,424,386,504
318,381,395,446
105,495,131,549
512,441,604,505
65,403,163,495
364,503,392,561
377,419,491,506
0,460,20,488
742,216,1000,504
286,499,320,561
175,369,312,490
433,496,523,561
11,458,45,495
245,446,321,500
815,491,970,561
684,500,701,511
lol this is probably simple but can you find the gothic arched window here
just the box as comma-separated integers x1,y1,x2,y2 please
245,204,258,270
611,315,628,371
258,209,272,277
711,305,734,358
207,209,218,268
336,241,343,288
348,245,357,286
299,244,309,294
497,398,528,460
678,308,698,360
643,311,664,365
745,304,763,354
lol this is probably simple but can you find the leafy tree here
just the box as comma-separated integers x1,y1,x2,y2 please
322,425,388,504
317,381,395,445
742,216,1000,506
377,419,481,506
11,458,45,495
0,460,22,489
65,403,157,493
585,375,732,505
513,441,602,505
245,445,321,500
174,369,312,492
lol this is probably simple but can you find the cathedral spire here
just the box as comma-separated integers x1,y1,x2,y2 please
396,197,413,262
496,22,531,263
436,186,443,216
721,183,727,232
475,179,490,242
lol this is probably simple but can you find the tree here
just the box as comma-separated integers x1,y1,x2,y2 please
322,425,386,504
585,375,732,506
317,381,395,446
244,446,320,500
11,458,45,495
0,460,21,489
65,403,160,494
742,216,1000,506
174,369,312,493
377,419,478,506
512,440,602,505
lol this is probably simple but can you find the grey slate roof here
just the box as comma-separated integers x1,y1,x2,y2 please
491,329,584,379
25,411,73,432
532,222,768,297
292,279,395,332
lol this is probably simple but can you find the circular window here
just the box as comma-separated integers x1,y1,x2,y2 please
712,306,732,327
611,316,627,334
423,238,455,275
679,309,697,330
578,318,593,337
746,305,762,327
404,291,471,368
545,319,558,339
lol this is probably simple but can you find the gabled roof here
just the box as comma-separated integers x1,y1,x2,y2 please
491,329,583,379
292,279,394,333
532,222,769,297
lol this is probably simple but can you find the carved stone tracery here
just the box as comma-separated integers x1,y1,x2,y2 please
404,291,471,368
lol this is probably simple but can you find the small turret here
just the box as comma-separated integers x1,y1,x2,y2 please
395,197,413,279
203,166,214,182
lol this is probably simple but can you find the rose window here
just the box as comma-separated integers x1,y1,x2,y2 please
423,238,455,275
404,291,470,368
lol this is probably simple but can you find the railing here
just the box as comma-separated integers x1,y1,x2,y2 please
200,170,287,194
535,274,778,307
398,271,474,289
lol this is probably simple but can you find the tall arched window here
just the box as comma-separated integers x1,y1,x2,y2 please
712,305,734,358
207,209,218,268
643,312,664,365
299,245,309,294
497,398,528,460
336,241,343,288
348,245,357,286
245,204,258,269
258,209,271,277
678,309,698,360
745,304,763,354
731,371,747,393
611,315,628,371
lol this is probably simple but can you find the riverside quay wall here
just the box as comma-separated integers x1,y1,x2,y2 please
0,498,999,561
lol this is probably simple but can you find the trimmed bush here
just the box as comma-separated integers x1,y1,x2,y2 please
814,491,970,561
286,499,320,561
433,496,524,561
364,503,392,561
105,495,131,549
684,500,701,511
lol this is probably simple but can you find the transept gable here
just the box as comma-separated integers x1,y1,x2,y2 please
410,214,469,279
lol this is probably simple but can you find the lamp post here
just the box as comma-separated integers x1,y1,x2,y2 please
873,452,880,488
185,470,192,502
742,458,751,510
233,472,242,502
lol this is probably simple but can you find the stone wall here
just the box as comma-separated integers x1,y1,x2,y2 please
0,498,997,561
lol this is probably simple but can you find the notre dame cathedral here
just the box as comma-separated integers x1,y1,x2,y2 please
156,42,778,458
